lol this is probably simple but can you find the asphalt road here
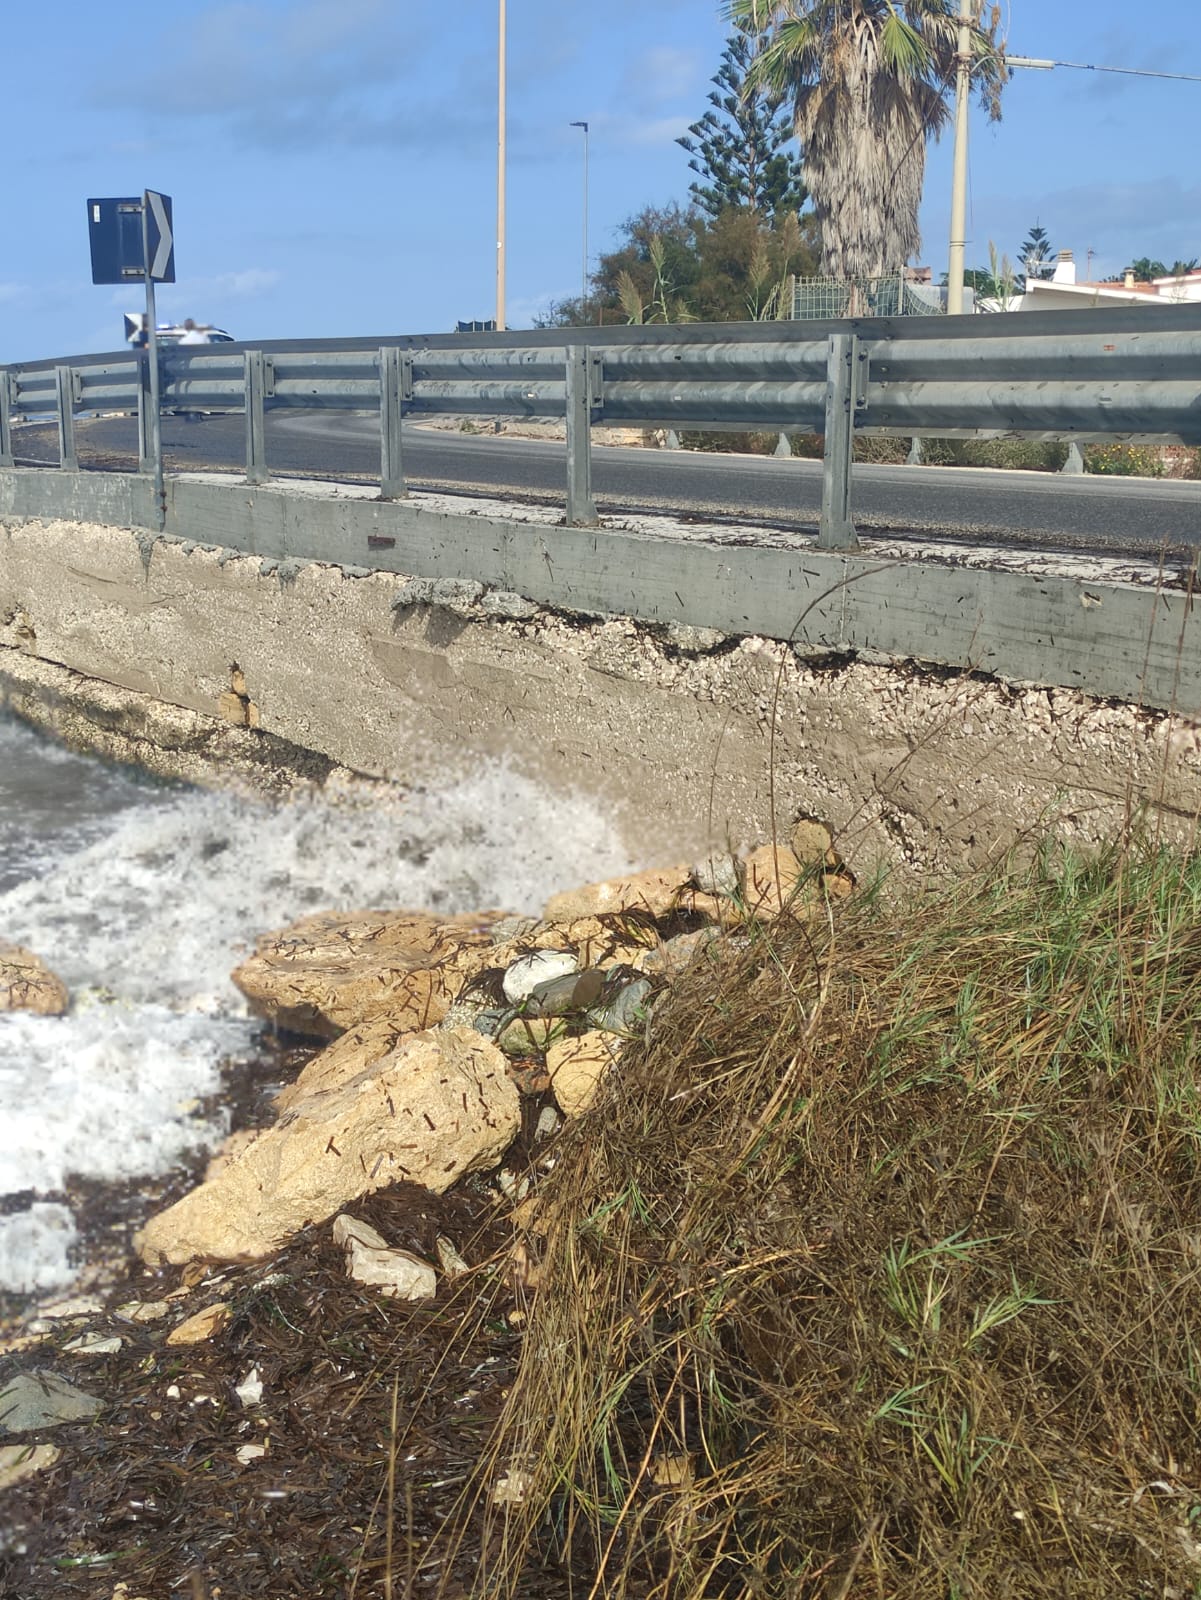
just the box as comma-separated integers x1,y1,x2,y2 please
15,410,1201,559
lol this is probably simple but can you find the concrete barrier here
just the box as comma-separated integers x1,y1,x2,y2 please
3,468,1200,880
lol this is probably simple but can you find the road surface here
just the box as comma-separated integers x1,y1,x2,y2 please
12,410,1201,560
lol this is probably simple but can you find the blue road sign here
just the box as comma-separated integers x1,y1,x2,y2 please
87,191,174,284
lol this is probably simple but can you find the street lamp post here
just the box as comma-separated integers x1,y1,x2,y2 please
569,120,589,320
945,0,973,315
497,0,506,331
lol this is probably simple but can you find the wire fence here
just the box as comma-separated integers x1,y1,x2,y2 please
790,274,946,320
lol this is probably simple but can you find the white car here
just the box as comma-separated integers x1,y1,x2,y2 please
123,314,235,347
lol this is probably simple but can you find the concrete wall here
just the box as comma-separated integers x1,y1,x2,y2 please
3,490,1201,882
2,466,1200,714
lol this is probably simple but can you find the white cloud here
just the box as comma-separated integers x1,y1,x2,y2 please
203,268,283,299
625,46,701,109
620,114,694,149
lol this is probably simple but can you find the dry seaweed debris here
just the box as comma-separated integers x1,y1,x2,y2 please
0,1181,532,1600
468,839,1201,1599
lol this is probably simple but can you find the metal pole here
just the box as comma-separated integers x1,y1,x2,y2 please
141,208,165,527
0,374,13,468
245,350,268,486
817,333,860,551
565,345,598,526
55,366,78,471
570,121,589,317
945,0,973,316
496,0,507,331
379,345,408,500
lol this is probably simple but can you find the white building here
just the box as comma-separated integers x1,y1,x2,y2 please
1015,251,1201,311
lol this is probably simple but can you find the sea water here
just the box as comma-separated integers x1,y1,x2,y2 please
0,712,629,1296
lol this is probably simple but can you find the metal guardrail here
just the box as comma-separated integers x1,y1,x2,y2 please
3,307,1200,548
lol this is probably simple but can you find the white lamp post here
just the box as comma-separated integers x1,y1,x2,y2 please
569,120,589,320
497,0,507,330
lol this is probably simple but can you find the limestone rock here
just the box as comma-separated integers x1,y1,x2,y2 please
63,1332,124,1357
135,1028,520,1266
231,908,505,1038
791,817,840,868
590,978,654,1037
542,865,691,922
0,1443,60,1490
547,1031,619,1117
165,1302,232,1346
741,843,810,918
636,928,719,977
497,1017,563,1058
274,1013,416,1112
0,943,69,1016
333,1215,438,1299
692,853,740,898
0,1370,102,1434
502,950,578,1004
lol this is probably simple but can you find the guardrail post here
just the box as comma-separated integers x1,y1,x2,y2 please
0,374,13,468
907,436,924,466
817,333,862,551
245,350,268,486
55,366,78,472
379,346,409,500
137,355,154,474
1060,441,1085,475
565,344,599,527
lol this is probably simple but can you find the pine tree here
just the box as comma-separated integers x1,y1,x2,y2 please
676,28,807,222
1019,223,1055,282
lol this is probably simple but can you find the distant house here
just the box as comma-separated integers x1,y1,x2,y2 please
1015,251,1201,311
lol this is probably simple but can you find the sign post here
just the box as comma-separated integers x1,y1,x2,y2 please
87,190,175,528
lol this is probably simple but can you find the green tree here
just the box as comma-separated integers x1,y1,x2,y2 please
533,203,819,327
1018,222,1054,283
677,26,807,222
729,0,1006,280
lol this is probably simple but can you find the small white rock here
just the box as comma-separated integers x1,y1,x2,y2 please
332,1214,389,1252
235,1367,264,1408
236,1442,269,1465
492,1467,534,1506
502,950,578,1004
345,1241,437,1301
63,1333,124,1357
436,1236,469,1278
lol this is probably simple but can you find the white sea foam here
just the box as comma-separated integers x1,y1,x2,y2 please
0,746,630,1295
0,1204,79,1295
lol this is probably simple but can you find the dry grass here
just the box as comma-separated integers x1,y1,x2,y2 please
465,838,1201,1599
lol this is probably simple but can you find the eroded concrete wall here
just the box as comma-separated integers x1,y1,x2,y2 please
2,514,1200,880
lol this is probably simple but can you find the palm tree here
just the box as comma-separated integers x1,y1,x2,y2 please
728,1,1005,281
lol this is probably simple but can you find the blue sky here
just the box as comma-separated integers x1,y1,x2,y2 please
3,0,1200,362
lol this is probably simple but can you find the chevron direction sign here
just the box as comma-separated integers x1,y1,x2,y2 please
87,190,175,284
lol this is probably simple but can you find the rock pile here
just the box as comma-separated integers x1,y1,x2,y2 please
0,819,852,1525
134,820,853,1270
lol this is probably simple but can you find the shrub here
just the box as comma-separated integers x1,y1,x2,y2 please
473,841,1201,1600
1084,442,1166,478
918,437,1069,472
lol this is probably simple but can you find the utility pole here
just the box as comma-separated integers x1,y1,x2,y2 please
569,121,589,318
496,0,507,331
945,0,973,315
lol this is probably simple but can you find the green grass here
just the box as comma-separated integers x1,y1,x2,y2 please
462,836,1201,1599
